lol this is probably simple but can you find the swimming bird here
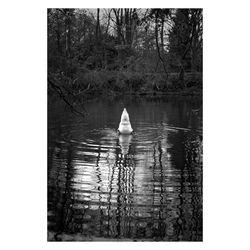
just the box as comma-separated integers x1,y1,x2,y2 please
118,108,133,134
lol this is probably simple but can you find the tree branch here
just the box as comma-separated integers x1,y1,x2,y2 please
48,76,85,117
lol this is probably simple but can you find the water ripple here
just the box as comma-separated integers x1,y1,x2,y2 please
48,99,202,241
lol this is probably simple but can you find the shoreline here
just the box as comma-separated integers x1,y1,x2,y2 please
82,87,202,100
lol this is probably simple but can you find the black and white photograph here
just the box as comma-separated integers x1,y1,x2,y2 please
47,8,203,241
2,0,250,249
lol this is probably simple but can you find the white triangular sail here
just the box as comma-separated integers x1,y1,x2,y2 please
118,108,133,134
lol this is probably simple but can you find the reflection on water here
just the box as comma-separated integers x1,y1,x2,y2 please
118,134,133,155
48,97,202,241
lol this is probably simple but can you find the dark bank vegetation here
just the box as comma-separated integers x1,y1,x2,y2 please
48,8,203,111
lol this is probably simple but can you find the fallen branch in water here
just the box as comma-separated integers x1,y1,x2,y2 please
48,77,85,117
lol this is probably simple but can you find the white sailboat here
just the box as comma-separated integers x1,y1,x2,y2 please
118,108,133,134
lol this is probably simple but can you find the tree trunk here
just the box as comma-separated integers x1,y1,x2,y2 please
96,8,100,43
105,9,111,34
160,15,164,53
65,11,71,59
113,8,124,44
64,9,73,76
125,8,132,46
155,12,168,77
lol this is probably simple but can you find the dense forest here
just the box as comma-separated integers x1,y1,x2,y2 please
48,8,202,107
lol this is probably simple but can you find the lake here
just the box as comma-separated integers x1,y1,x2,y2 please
48,95,203,241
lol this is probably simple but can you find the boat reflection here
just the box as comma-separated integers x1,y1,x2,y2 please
118,134,133,156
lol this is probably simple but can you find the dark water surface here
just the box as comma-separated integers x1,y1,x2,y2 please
48,96,203,241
